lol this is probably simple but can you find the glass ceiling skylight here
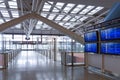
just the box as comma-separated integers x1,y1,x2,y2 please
36,25,41,29
63,15,71,21
64,23,71,26
1,10,10,17
36,21,43,29
48,14,56,20
59,22,64,26
79,16,88,21
63,3,75,13
42,2,53,11
75,16,81,19
6,18,11,22
8,1,17,8
0,19,4,24
15,24,21,29
71,4,85,14
37,21,43,25
11,11,19,17
88,6,104,15
70,18,77,22
80,5,95,14
55,14,65,20
41,13,48,18
0,3,6,8
52,2,64,12
42,24,51,29
69,16,81,22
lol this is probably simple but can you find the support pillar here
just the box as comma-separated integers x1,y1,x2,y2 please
53,38,56,61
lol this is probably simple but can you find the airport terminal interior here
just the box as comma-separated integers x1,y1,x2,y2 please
0,0,120,80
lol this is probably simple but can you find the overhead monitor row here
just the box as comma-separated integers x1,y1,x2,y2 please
85,43,120,55
84,26,120,55
84,27,120,42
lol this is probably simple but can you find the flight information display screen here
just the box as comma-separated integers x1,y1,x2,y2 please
84,32,98,42
85,43,97,53
100,27,120,40
101,42,120,55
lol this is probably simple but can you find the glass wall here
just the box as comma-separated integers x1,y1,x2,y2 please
58,36,84,52
0,34,3,51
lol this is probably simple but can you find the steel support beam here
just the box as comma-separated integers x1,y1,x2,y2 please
0,12,84,44
0,13,32,32
32,13,84,44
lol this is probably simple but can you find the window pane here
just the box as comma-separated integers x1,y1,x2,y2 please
11,11,19,17
79,16,88,21
63,3,75,13
80,5,95,14
55,15,65,20
42,2,53,11
1,10,10,17
63,15,71,21
41,13,48,17
0,3,6,8
8,1,17,8
71,4,85,13
48,14,56,20
52,2,64,12
88,6,104,15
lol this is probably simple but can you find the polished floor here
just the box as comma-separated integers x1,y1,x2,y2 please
0,51,113,80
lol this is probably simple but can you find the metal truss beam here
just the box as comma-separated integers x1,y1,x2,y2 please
32,13,84,44
72,10,109,31
0,12,84,44
0,13,32,32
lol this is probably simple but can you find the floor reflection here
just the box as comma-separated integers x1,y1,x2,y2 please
0,51,113,80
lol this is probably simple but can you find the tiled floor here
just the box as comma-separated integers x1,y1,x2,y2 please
0,51,113,80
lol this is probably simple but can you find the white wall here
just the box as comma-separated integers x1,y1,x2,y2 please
87,54,120,76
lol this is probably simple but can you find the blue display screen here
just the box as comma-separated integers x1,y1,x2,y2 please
101,43,120,55
100,27,120,40
84,32,97,42
85,43,97,53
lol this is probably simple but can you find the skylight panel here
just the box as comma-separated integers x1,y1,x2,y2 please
79,16,88,21
37,21,43,25
59,22,64,26
8,1,17,8
1,10,10,17
52,2,64,12
42,2,53,11
6,18,11,22
0,19,4,24
55,15,65,20
80,5,95,14
42,24,51,29
71,4,85,14
75,16,81,19
11,11,19,17
36,25,41,29
69,16,81,22
48,14,56,20
36,21,43,29
0,3,6,8
15,24,21,29
70,18,77,21
63,15,71,21
88,6,104,15
64,25,68,28
41,13,48,18
63,3,75,13
64,23,71,26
